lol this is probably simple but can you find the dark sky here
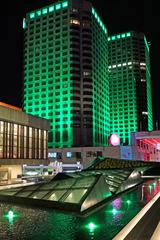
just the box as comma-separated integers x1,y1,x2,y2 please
0,0,159,127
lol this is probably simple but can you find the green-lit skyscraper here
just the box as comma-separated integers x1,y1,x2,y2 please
108,31,153,145
23,0,109,148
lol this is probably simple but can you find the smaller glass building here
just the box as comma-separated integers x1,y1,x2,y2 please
0,102,50,180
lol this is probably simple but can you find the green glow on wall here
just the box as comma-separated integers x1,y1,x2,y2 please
36,10,41,16
28,1,68,20
23,18,27,29
144,36,149,52
126,32,131,37
56,3,61,10
24,0,73,148
91,7,107,34
108,32,131,41
49,6,54,12
30,13,35,19
42,8,47,14
92,11,109,146
62,1,68,8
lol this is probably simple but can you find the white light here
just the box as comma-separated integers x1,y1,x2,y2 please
142,111,148,115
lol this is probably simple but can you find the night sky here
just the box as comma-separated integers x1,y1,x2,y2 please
1,0,159,127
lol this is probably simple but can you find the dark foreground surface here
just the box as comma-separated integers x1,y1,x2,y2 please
0,179,160,240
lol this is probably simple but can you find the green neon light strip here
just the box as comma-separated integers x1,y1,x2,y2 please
29,1,68,19
108,32,131,41
144,36,150,52
92,7,107,34
23,18,27,29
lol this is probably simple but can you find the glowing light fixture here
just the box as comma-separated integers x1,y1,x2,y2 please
88,222,96,231
112,208,118,215
109,134,120,146
4,210,17,222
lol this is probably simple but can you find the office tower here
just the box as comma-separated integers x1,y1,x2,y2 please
23,0,109,148
108,31,153,145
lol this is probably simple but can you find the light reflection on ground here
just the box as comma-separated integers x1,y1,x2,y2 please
0,179,160,240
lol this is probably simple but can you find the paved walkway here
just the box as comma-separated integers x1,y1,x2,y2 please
113,192,160,240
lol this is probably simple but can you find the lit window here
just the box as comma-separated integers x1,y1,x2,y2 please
48,152,57,158
30,13,35,19
36,10,41,16
62,1,68,8
141,79,146,82
140,66,146,70
70,19,80,25
42,8,47,14
66,152,72,158
126,32,131,37
49,6,54,12
112,36,115,40
121,33,125,38
56,3,61,10
117,34,120,39
83,71,91,76
142,112,148,115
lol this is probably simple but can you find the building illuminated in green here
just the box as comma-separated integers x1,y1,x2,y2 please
108,31,153,145
23,0,109,148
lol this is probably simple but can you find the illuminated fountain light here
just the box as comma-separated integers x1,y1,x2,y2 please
4,210,17,223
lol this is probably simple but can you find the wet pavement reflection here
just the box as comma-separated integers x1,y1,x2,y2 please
0,178,160,240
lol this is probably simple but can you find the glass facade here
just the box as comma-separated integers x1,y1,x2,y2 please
23,0,110,148
0,120,47,159
108,32,153,145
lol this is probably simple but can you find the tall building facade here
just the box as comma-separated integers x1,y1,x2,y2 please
23,0,109,148
108,31,153,145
